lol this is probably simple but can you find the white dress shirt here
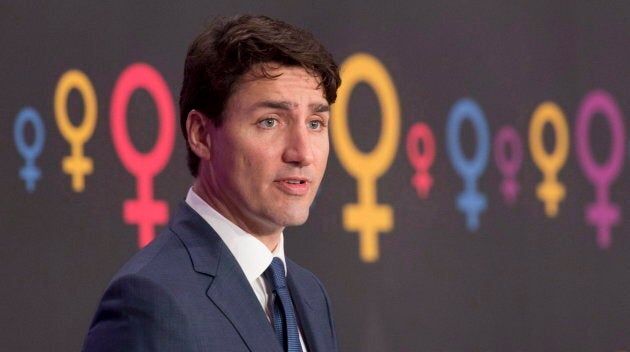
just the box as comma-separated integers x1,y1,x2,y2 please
185,188,308,351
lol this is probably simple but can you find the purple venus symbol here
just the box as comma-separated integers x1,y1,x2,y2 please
575,90,625,249
494,126,523,205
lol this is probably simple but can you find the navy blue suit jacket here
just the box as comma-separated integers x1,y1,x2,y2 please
82,202,338,352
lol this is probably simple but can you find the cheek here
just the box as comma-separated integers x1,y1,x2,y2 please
238,145,278,177
315,138,330,167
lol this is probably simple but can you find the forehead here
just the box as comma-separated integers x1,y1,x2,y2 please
231,64,326,101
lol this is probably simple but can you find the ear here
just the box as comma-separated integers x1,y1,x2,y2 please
186,110,212,160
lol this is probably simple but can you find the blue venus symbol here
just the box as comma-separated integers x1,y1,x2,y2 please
446,98,489,231
14,107,46,192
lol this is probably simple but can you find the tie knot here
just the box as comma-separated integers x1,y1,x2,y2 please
265,257,287,290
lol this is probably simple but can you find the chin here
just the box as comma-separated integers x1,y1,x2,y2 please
277,209,310,227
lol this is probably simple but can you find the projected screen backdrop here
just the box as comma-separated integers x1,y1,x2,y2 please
2,2,630,351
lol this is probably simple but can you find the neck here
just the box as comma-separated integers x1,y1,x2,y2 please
191,182,282,252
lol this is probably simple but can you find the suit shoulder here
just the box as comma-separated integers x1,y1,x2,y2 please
83,273,197,352
285,258,316,279
112,229,189,281
285,258,321,279
285,258,331,296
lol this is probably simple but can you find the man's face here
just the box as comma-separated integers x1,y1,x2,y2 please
199,64,330,237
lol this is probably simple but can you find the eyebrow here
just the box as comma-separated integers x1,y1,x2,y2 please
253,100,330,113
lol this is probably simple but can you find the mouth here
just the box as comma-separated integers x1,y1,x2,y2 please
275,177,311,195
283,179,307,185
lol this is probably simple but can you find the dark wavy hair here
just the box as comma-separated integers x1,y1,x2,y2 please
179,15,341,176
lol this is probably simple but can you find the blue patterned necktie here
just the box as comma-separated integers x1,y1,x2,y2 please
265,258,303,352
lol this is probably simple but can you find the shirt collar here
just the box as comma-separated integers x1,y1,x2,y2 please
185,188,287,282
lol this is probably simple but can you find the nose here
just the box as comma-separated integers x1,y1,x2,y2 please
282,125,314,166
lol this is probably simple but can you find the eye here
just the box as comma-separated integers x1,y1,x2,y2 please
308,120,324,130
258,118,277,128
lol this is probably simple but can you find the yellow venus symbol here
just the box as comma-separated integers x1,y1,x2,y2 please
331,53,400,262
54,69,98,192
528,101,569,217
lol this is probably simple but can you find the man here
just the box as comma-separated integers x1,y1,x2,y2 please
82,15,341,352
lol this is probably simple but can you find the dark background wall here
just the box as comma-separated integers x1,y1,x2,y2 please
2,1,630,351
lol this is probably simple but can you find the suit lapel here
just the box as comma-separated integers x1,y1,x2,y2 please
287,260,335,352
169,202,282,352
206,252,283,352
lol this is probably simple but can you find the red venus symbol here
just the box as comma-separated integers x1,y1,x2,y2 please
110,63,175,248
406,122,436,198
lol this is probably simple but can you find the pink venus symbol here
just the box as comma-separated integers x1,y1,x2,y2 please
494,126,523,205
575,90,625,249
